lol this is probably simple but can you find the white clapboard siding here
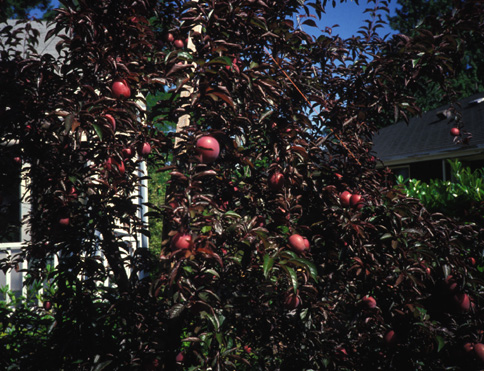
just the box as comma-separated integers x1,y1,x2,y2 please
1,21,150,303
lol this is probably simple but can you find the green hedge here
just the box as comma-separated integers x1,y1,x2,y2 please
397,160,484,223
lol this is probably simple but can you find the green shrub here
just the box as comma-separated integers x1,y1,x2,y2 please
397,160,484,223
0,278,55,369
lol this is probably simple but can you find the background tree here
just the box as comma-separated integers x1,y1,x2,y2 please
0,0,55,21
388,0,484,111
1,0,483,370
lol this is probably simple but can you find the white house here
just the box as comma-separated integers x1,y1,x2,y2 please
373,92,484,182
0,20,150,301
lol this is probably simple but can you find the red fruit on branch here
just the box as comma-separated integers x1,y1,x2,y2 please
384,330,397,345
111,79,131,99
68,186,77,198
173,39,184,48
268,172,284,191
474,343,484,362
117,160,125,175
463,343,474,353
444,275,458,293
59,217,70,226
196,136,220,163
454,293,472,312
284,292,301,309
165,33,174,43
303,237,310,249
450,127,460,136
43,301,52,310
340,191,352,207
172,233,192,250
350,194,362,208
175,352,184,363
361,295,377,309
141,142,151,156
122,147,133,158
336,347,348,356
288,234,309,254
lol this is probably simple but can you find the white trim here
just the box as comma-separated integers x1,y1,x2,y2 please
0,160,30,302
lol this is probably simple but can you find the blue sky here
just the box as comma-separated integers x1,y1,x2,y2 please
32,0,398,39
308,1,398,39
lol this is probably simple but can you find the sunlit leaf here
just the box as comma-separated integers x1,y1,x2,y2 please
263,254,275,278
281,265,298,294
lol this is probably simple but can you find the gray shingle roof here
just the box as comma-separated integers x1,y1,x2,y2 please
372,92,484,165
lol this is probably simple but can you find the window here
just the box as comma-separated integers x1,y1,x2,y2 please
0,158,21,242
391,166,410,180
0,154,29,301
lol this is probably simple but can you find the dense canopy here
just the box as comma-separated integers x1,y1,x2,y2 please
1,0,484,369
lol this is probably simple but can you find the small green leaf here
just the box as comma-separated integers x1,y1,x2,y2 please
202,311,220,331
280,250,299,260
216,332,223,346
206,56,232,65
292,257,318,282
277,225,290,234
253,228,268,240
281,265,298,294
203,268,220,279
436,335,445,352
249,17,268,31
177,51,193,60
92,360,113,371
223,210,242,219
380,233,393,240
263,254,275,278
201,225,212,233
300,308,309,320
92,123,103,140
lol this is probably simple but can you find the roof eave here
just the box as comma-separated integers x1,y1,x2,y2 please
377,146,484,167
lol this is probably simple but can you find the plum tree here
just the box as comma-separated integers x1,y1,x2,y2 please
1,0,483,370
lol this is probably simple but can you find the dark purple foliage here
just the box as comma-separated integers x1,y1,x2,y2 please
1,0,483,369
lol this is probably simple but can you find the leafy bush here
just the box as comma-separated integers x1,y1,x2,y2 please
0,273,55,369
397,160,484,223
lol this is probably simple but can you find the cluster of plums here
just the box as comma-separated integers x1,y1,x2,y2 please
165,32,186,49
339,190,364,209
